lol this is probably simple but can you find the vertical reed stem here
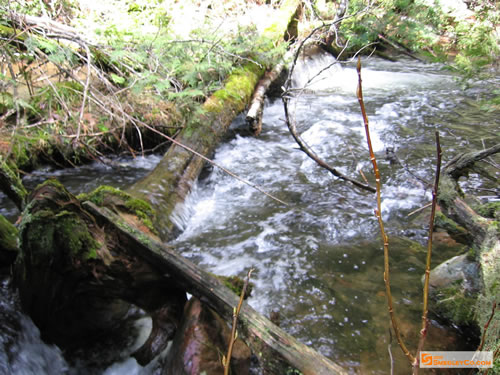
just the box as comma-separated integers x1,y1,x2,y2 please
415,131,442,371
223,268,254,375
356,57,414,364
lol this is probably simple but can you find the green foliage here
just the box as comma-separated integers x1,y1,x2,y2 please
338,0,499,77
31,81,83,112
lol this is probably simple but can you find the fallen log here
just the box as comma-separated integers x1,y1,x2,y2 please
246,56,289,136
430,143,499,351
84,201,349,375
127,0,301,240
11,178,348,374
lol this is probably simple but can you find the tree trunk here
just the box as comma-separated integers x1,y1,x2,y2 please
127,0,301,241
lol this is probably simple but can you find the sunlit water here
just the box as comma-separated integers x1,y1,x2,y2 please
1,54,498,374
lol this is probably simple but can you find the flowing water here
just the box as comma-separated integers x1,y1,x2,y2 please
1,54,499,374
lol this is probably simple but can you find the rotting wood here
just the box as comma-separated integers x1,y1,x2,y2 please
127,0,301,241
84,201,349,375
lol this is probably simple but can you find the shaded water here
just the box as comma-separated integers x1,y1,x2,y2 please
1,55,499,374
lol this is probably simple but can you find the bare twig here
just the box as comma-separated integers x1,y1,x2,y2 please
407,202,432,217
75,43,92,144
478,302,497,352
223,268,254,375
282,97,376,192
414,131,442,373
388,328,394,375
356,57,414,364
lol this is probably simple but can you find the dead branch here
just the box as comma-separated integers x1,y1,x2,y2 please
356,57,414,364
414,131,442,373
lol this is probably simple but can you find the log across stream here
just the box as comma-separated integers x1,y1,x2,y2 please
1,56,499,374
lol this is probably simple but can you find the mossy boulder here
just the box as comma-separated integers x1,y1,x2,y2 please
427,254,481,327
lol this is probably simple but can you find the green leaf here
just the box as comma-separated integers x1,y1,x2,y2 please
110,73,126,85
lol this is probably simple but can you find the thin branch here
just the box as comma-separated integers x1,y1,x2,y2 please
356,57,414,364
477,302,497,352
282,97,375,192
415,131,442,372
75,43,92,144
223,268,254,375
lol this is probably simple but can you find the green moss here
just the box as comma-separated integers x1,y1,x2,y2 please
438,176,461,207
79,185,157,234
213,274,254,299
0,214,18,252
205,63,264,114
434,211,472,244
55,211,99,259
476,202,500,220
0,157,28,209
434,281,477,326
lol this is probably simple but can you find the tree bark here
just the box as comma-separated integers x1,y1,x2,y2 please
127,0,301,241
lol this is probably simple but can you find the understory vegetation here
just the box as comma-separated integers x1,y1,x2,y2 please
0,0,286,168
1,0,498,170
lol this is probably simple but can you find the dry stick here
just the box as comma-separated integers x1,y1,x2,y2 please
477,302,497,352
282,97,375,192
75,43,91,145
407,202,432,217
223,268,254,375
388,328,395,375
356,57,414,364
415,131,442,372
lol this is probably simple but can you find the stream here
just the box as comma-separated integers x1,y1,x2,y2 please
1,53,499,374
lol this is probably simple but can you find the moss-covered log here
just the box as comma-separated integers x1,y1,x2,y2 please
85,201,348,375
0,214,18,267
12,179,347,374
0,158,28,211
430,144,500,354
128,0,301,240
14,180,186,363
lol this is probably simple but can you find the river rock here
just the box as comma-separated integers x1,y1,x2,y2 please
427,254,481,326
164,297,251,375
